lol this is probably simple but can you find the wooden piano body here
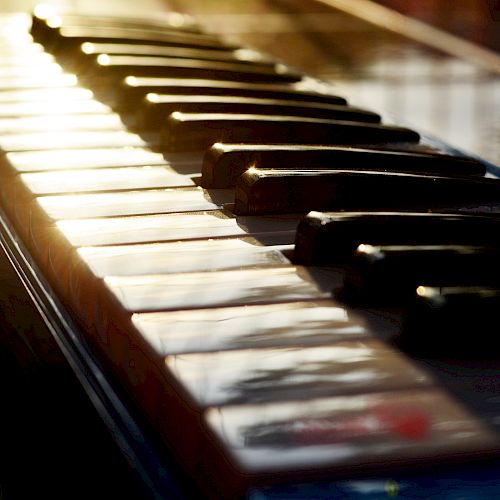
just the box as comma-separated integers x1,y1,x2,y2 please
1,0,500,498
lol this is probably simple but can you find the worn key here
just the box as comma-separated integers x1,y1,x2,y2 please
139,95,379,129
163,113,419,152
202,144,485,187
293,211,500,265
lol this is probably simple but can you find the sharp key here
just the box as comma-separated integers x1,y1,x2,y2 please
139,94,379,130
73,42,276,70
341,244,500,304
118,77,347,109
232,168,500,215
37,25,236,56
163,113,420,152
31,11,201,44
400,286,500,357
83,55,302,85
202,144,485,188
293,211,500,265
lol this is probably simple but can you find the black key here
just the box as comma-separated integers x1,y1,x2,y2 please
118,77,347,109
139,95,379,129
233,169,500,215
83,55,302,85
399,286,500,357
74,42,275,69
163,113,420,152
31,11,201,43
341,244,500,304
39,25,236,56
294,212,500,265
202,144,485,188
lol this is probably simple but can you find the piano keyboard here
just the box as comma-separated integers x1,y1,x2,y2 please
1,5,500,498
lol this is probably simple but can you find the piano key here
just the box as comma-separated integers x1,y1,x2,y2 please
0,114,124,135
163,113,420,152
233,169,500,215
17,166,195,197
0,42,44,55
31,10,201,42
0,130,147,152
138,95,379,130
104,267,329,313
0,63,63,79
0,87,94,103
2,51,55,66
132,300,370,355
293,212,500,265
35,187,233,221
40,25,238,55
400,286,500,356
204,389,497,496
84,55,302,85
202,144,486,188
51,211,301,247
118,77,347,108
76,42,276,67
30,12,214,42
0,73,78,90
166,340,432,406
0,99,110,117
341,244,500,304
78,238,293,277
2,147,169,173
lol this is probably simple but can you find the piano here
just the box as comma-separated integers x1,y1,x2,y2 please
1,0,500,498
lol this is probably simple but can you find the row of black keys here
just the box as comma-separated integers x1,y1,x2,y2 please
31,11,500,355
296,211,500,357
29,10,497,210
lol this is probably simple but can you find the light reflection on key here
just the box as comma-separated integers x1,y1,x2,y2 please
0,73,78,90
37,187,231,219
132,300,369,354
0,99,110,117
0,114,124,134
2,51,55,66
1,62,63,79
21,166,194,194
78,238,292,276
5,147,168,172
0,87,93,103
0,130,146,152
